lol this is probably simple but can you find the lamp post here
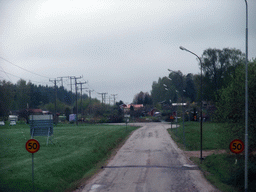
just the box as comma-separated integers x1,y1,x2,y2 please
179,46,203,163
244,1,248,191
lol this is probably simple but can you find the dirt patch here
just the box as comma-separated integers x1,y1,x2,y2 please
184,149,227,159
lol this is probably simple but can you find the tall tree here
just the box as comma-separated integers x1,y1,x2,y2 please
215,59,256,151
184,73,196,102
201,48,244,101
133,91,152,105
0,80,14,118
16,79,30,109
29,83,43,108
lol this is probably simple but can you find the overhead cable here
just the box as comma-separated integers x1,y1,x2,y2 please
0,56,51,79
0,69,49,84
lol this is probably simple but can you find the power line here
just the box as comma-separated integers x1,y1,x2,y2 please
0,69,49,85
0,56,51,79
0,66,12,82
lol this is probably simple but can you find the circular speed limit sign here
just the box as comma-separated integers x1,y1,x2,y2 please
26,139,40,153
229,139,244,154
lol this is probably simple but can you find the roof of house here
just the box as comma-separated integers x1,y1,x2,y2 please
125,104,143,109
28,109,43,113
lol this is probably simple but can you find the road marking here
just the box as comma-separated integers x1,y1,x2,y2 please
101,165,198,170
89,184,103,192
182,164,198,168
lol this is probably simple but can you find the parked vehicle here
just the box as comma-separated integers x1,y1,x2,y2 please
0,121,5,126
10,121,16,126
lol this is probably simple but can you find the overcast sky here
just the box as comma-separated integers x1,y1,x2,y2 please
1,0,255,104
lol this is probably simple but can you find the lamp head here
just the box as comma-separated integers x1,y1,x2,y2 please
179,46,186,50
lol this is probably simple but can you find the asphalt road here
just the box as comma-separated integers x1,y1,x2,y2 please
82,122,219,192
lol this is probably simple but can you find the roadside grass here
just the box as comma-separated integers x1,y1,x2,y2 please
0,123,139,192
168,121,225,151
167,121,256,192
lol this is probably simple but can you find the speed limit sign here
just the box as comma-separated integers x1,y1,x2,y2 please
26,139,40,153
229,139,244,154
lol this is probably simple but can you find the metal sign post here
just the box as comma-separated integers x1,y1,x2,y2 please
124,114,130,131
229,139,244,189
26,139,40,191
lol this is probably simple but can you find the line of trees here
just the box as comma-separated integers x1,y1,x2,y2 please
0,79,84,118
149,47,256,150
0,79,126,123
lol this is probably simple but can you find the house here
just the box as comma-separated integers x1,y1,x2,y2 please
28,109,43,115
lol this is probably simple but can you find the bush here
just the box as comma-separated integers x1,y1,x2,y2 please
152,117,161,122
203,154,256,191
215,60,256,151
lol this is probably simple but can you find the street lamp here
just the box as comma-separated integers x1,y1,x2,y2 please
244,1,248,191
179,46,203,163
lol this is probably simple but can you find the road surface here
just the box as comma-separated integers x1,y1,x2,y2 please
81,122,219,192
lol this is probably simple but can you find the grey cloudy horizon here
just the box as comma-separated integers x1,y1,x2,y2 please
1,0,255,104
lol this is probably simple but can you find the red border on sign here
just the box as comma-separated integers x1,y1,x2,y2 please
229,139,244,154
26,139,40,153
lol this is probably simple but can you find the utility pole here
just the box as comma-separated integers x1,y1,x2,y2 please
76,81,87,116
49,78,61,125
57,76,69,87
111,94,118,105
87,89,94,115
97,92,108,105
69,76,76,107
72,76,82,126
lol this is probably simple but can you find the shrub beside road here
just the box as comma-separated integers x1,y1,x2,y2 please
0,123,138,192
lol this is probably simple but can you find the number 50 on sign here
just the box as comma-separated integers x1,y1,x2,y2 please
229,139,244,154
26,139,40,153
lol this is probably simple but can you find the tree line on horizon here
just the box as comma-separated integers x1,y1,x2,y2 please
1,47,256,150
0,79,89,118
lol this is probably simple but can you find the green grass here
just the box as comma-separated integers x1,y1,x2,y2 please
192,154,256,192
0,123,139,192
168,121,226,151
167,121,256,192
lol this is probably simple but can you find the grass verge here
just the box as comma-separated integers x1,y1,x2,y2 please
167,121,256,192
0,123,139,192
167,121,225,151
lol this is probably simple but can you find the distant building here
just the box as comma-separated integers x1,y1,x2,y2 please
126,104,143,110
28,109,43,115
123,104,143,113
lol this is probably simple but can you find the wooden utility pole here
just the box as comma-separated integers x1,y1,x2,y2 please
69,76,76,107
76,81,87,115
87,89,94,115
72,76,82,126
111,94,118,105
57,76,69,87
49,78,61,124
97,92,108,105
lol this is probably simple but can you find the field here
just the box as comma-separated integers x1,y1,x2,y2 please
0,123,139,192
168,121,256,192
